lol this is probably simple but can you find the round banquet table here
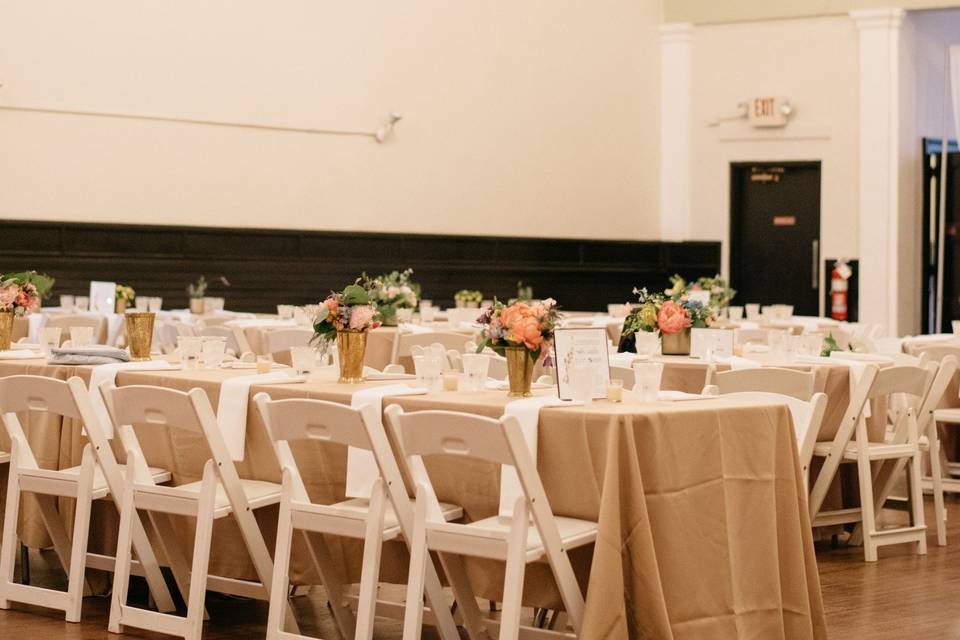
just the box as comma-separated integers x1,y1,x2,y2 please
0,356,826,640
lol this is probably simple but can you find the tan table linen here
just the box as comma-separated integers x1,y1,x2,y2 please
0,359,826,639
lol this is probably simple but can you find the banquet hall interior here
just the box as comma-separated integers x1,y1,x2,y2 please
3,1,960,639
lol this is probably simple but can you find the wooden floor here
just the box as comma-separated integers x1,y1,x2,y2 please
4,497,960,639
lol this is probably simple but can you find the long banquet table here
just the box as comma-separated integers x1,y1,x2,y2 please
0,356,826,639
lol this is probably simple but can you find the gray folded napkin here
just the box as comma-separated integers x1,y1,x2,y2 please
49,346,131,365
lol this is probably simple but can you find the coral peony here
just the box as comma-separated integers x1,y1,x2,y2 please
509,316,543,350
657,300,691,335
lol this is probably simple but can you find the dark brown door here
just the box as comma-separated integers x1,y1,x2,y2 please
730,162,822,316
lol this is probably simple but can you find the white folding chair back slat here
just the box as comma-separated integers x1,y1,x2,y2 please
0,375,175,623
705,365,816,400
264,328,314,356
386,405,595,640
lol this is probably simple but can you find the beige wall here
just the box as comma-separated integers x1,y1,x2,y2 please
687,15,861,296
666,0,960,24
0,0,661,240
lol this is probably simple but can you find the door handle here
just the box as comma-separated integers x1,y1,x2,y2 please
812,240,819,289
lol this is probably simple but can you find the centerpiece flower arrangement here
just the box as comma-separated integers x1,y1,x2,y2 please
476,298,559,396
116,284,136,313
666,274,736,312
0,271,55,351
362,269,420,326
618,287,711,355
312,280,381,383
454,289,483,308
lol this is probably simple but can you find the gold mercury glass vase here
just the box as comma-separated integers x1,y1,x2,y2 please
125,312,156,361
660,328,692,356
0,311,13,352
337,330,369,383
504,346,534,397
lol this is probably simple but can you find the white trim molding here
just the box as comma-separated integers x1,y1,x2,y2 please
659,22,693,241
851,7,905,334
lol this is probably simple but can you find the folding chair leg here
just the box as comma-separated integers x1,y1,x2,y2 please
19,545,29,585
355,480,387,640
498,500,528,640
423,556,462,640
266,486,295,640
438,552,489,640
0,462,21,609
151,511,210,621
65,447,96,623
402,486,429,640
858,456,879,562
302,530,356,639
928,431,948,546
185,470,217,640
909,452,929,556
109,483,137,634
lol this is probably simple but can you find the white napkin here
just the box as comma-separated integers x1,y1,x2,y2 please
609,352,639,368
106,313,125,346
714,355,762,369
346,384,428,499
89,360,178,437
217,371,303,460
11,342,41,350
399,323,434,335
224,318,297,329
0,349,43,360
498,396,582,517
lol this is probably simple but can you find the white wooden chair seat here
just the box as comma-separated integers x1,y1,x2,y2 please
29,463,172,498
933,408,960,423
428,514,598,560
325,497,463,530
813,441,919,461
159,478,282,515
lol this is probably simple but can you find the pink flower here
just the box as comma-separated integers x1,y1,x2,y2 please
0,285,16,310
509,316,543,350
657,301,691,335
348,305,376,330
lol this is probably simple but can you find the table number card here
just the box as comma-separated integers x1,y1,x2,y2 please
89,281,117,315
553,327,610,400
691,328,734,358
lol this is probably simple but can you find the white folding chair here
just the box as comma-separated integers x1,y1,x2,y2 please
386,405,596,640
253,395,462,640
702,389,826,493
392,333,469,366
809,363,936,561
44,314,107,345
102,383,286,640
703,365,816,400
0,375,175,622
264,329,314,357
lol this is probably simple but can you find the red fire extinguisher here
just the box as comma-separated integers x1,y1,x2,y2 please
830,260,852,321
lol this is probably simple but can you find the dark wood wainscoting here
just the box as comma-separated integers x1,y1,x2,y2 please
0,220,721,312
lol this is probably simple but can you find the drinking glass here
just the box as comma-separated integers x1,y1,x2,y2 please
632,362,664,402
802,333,824,357
277,305,294,319
75,296,90,312
69,326,94,348
607,379,624,402
442,372,460,391
635,331,659,360
256,355,273,374
420,304,437,323
728,306,744,321
768,330,788,360
570,364,595,404
461,353,490,391
148,297,163,312
396,308,414,324
745,304,760,321
59,294,75,310
40,327,62,356
953,320,960,335
290,346,316,377
201,338,227,369
135,297,149,312
177,336,203,369
413,355,443,392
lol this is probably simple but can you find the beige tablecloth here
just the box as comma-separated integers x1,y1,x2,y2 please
0,358,826,639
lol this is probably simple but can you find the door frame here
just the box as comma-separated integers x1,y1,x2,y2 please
729,160,823,316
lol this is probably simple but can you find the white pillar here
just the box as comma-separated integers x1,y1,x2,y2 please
851,8,904,334
659,23,693,241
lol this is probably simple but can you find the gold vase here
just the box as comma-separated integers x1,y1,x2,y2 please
189,298,205,314
505,346,534,397
337,330,368,383
125,312,156,361
115,298,128,314
0,311,13,352
660,328,692,356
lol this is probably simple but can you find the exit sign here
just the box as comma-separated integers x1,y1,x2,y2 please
748,96,790,128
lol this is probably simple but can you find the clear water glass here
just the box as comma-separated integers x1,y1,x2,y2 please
461,353,490,391
69,326,94,348
149,297,163,312
256,354,273,374
134,297,149,312
201,338,227,369
420,304,437,323
413,355,443,392
632,362,664,402
40,327,62,356
396,308,414,324
728,306,744,321
178,336,203,369
635,331,659,359
290,346,316,377
75,296,90,312
59,295,75,310
277,305,295,319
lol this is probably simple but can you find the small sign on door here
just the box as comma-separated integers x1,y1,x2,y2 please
773,215,796,226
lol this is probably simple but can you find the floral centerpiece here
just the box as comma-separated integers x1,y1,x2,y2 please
312,281,381,383
666,274,736,313
454,289,483,308
618,287,711,356
116,284,135,313
476,298,559,396
362,269,420,326
0,271,54,351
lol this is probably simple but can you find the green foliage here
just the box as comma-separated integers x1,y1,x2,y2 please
1,271,55,298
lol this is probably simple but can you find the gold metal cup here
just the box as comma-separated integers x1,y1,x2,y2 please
0,311,13,352
337,330,368,383
660,328,692,356
505,346,534,397
125,312,156,361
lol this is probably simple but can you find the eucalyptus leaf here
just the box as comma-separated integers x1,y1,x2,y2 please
342,284,369,306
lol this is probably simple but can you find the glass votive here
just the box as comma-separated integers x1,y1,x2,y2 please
442,372,460,391
607,379,624,402
256,354,273,375
69,326,94,348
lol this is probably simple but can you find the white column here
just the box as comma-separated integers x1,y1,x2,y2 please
851,8,904,334
659,23,693,241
